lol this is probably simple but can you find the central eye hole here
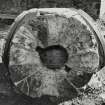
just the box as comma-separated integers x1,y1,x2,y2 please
36,45,68,69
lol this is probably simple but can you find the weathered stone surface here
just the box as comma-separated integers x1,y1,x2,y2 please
3,8,99,101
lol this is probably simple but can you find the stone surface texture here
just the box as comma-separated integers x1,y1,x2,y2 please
4,9,100,100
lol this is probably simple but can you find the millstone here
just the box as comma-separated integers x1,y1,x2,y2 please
2,8,100,102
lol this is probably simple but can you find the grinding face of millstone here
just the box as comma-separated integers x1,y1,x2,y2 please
8,9,99,100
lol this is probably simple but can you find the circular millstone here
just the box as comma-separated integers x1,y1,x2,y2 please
6,8,99,102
